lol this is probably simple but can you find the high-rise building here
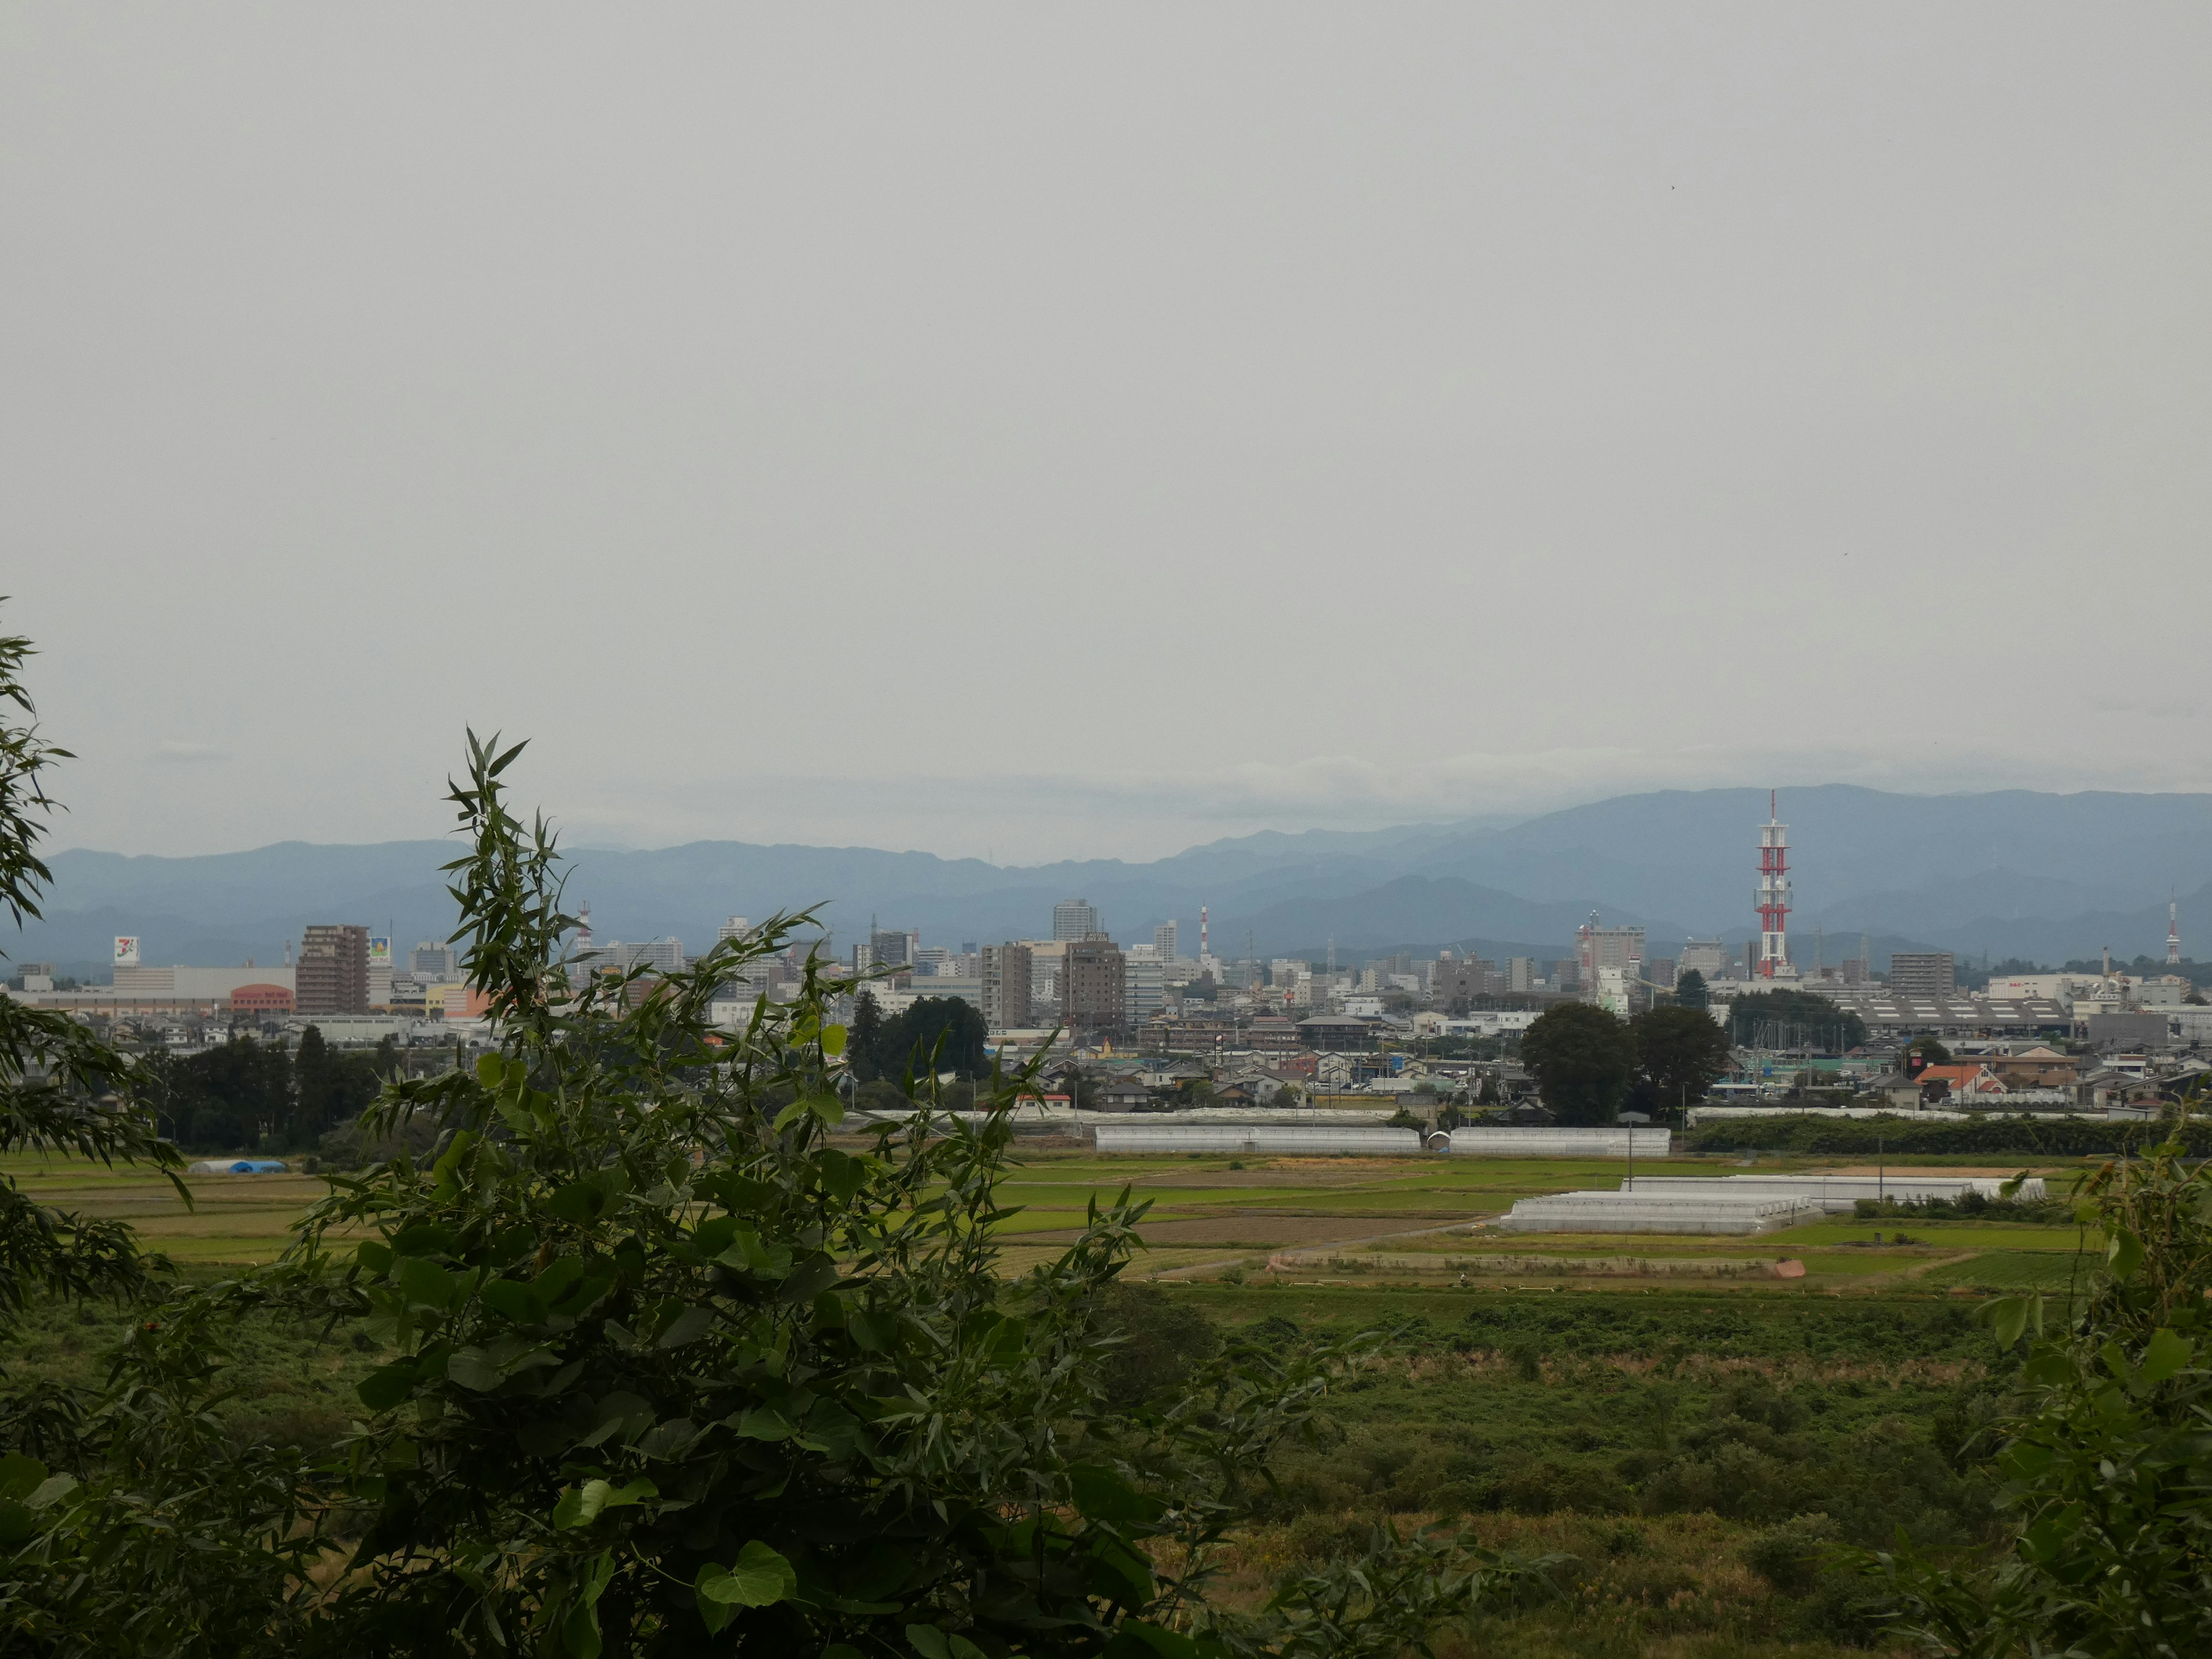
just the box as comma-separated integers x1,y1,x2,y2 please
410,940,459,981
1574,919,1647,987
1645,957,1677,990
297,925,370,1016
718,916,752,944
1508,957,1535,993
1060,937,1126,1039
1431,957,1501,1009
1052,900,1100,942
980,943,1033,1029
1678,939,1728,982
1887,952,1956,997
869,927,912,969
1153,921,1178,958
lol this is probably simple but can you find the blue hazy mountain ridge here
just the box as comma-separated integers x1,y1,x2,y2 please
21,786,2212,973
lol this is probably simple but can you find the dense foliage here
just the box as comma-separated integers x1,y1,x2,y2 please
140,1027,397,1150
1628,1006,1735,1120
847,991,990,1084
0,706,1544,1658
1866,1127,2212,1656
1517,1003,1637,1124
1724,990,1867,1052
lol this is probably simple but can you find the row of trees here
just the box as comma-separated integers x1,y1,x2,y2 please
1517,1002,1735,1123
140,1027,399,1151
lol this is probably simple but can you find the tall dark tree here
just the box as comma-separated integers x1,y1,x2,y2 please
1673,967,1708,1010
1518,1002,1637,1124
874,995,990,1081
293,1024,384,1143
1631,1004,1735,1119
846,988,885,1082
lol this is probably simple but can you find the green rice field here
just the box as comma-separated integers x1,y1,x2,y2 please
4,1145,2092,1290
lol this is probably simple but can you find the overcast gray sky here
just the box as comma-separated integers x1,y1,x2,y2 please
6,7,2209,865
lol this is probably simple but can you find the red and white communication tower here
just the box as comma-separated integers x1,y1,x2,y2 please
1755,791,1791,979
2169,895,2181,967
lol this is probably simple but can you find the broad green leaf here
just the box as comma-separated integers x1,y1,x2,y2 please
699,1540,796,1607
734,1407,796,1442
446,1349,507,1392
357,1361,418,1412
560,1601,602,1659
475,1052,505,1088
396,1256,457,1309
355,1240,393,1275
694,1565,734,1634
553,1477,656,1529
480,1279,544,1324
0,1500,36,1546
26,1474,75,1510
430,1128,479,1185
693,1215,738,1256
0,1453,47,1502
2138,1327,2194,1385
820,1022,848,1056
546,1180,604,1224
907,1628,953,1659
1987,1296,2040,1350
1070,1463,1165,1527
2105,1228,2143,1281
656,1305,716,1349
849,1310,898,1353
392,1222,453,1256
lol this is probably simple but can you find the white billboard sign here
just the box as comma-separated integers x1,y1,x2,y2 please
113,936,141,967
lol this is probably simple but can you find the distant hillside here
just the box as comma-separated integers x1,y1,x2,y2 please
17,786,2212,976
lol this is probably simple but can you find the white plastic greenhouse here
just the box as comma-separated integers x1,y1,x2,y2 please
1090,1123,1422,1156
1445,1127,1672,1159
1498,1190,1820,1234
1618,1174,2046,1210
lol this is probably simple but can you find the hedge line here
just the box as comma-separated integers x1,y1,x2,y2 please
1683,1113,2211,1157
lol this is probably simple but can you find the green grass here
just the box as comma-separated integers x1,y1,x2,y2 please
1919,1251,2096,1293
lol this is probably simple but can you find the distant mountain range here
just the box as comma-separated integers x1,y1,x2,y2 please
16,786,2212,978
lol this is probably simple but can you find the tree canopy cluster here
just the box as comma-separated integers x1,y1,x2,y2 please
1724,988,1868,1051
143,1027,397,1151
845,991,990,1086
1517,1002,1734,1124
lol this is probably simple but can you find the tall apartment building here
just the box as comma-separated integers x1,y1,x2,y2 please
1153,921,1178,957
869,927,914,969
1575,923,1646,987
1060,937,1126,1039
1886,952,1957,997
1508,957,1536,993
1052,899,1100,942
980,943,1033,1029
1431,956,1501,1009
1677,939,1728,982
297,925,370,1017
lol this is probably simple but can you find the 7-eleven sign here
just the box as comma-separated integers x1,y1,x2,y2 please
113,937,141,967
